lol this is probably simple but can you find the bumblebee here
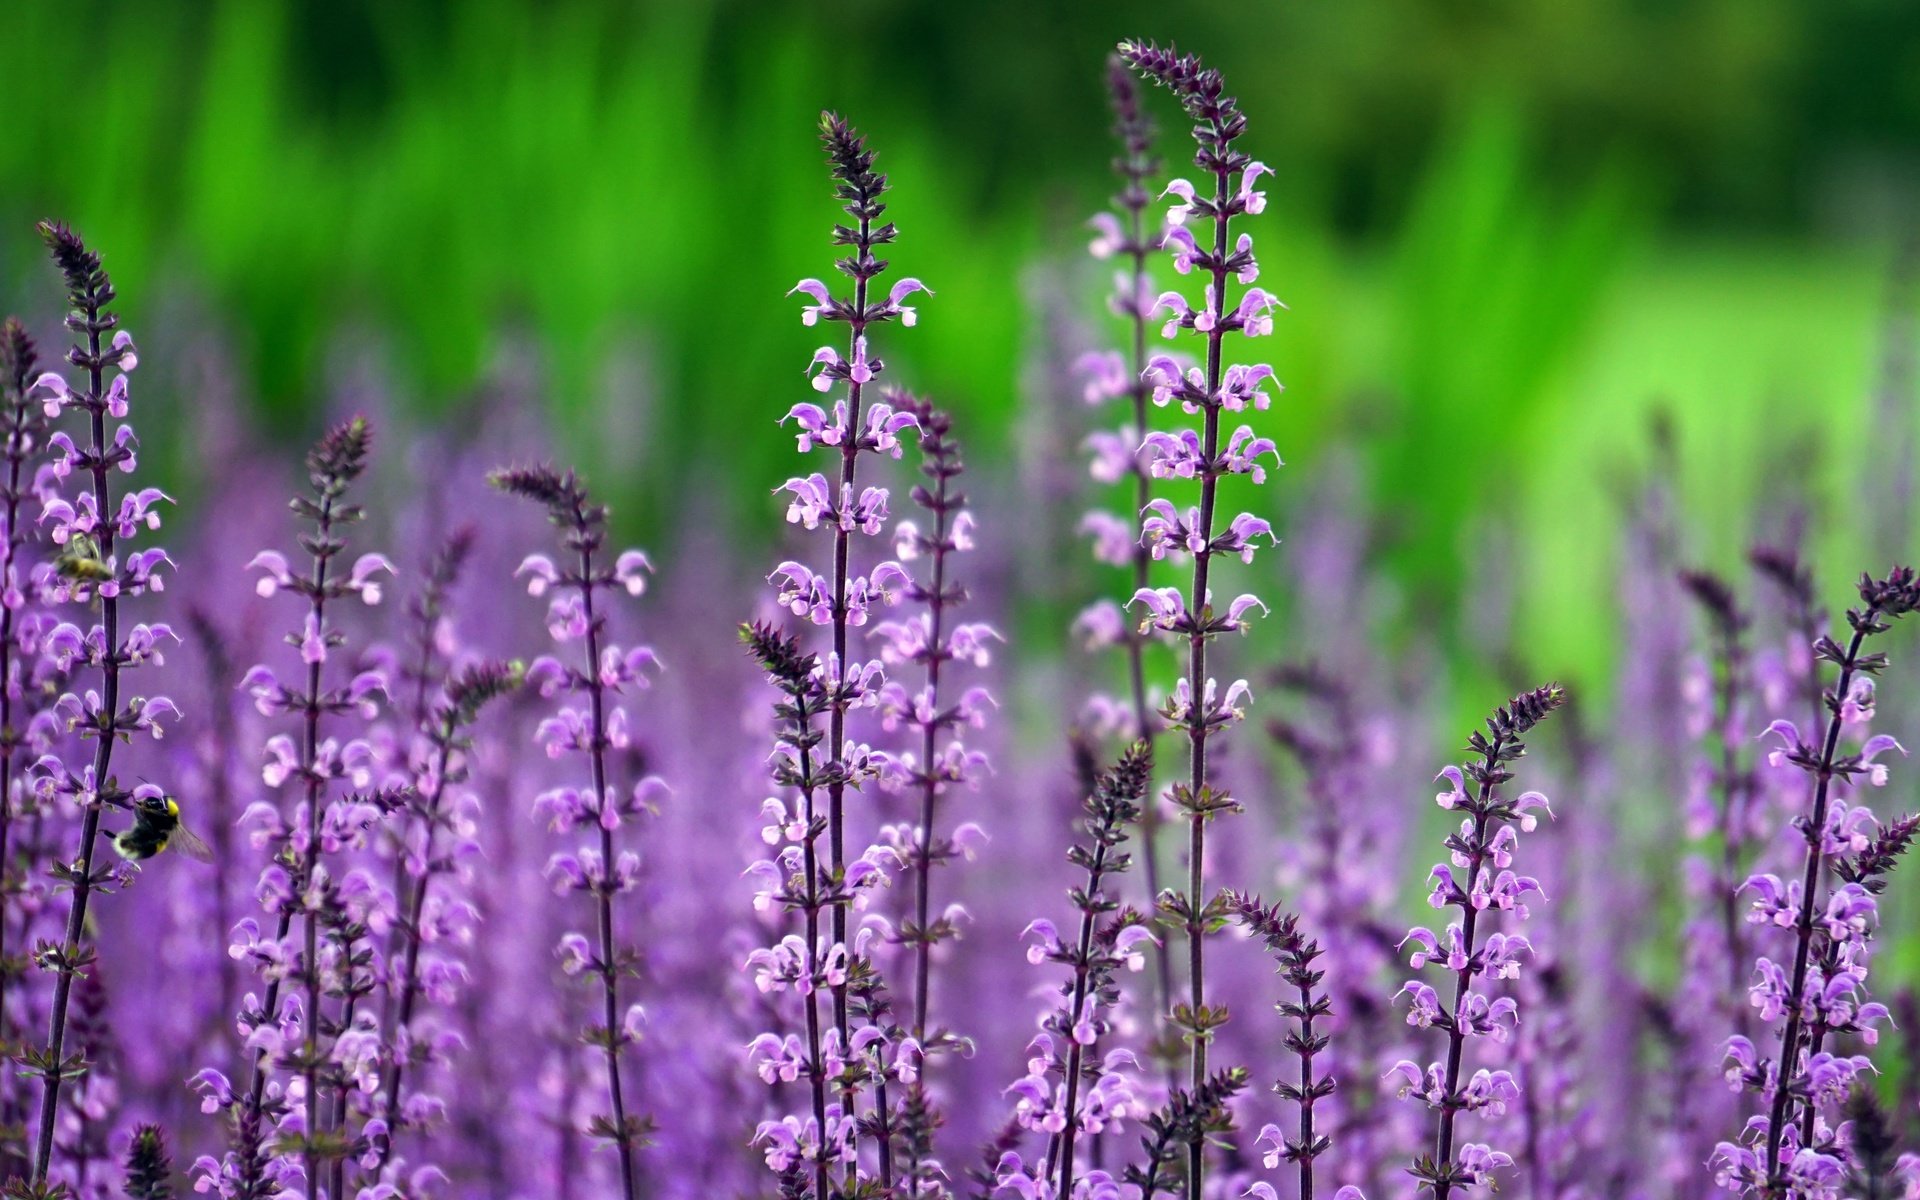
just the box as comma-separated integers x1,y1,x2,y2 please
113,792,213,864
54,532,113,585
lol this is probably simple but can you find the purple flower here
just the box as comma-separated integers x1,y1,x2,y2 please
492,464,662,1199
1716,568,1920,1196
19,223,180,1187
1390,684,1564,1199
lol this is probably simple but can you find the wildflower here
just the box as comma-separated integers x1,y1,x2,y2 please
492,464,660,1198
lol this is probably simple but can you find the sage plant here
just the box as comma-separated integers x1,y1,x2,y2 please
1118,40,1281,1200
741,621,840,1200
491,463,660,1198
1072,54,1172,1018
192,417,398,1199
996,743,1152,1200
1715,568,1920,1196
121,1123,172,1199
1387,684,1565,1199
873,394,994,1196
369,656,522,1181
23,223,179,1188
780,110,927,1068
0,317,49,1071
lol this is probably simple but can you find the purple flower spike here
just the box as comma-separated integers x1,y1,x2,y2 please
1715,567,1920,1196
20,224,180,1187
1393,684,1565,1200
868,396,994,1198
197,417,411,1200
492,464,662,1200
745,111,934,1200
1117,39,1283,1200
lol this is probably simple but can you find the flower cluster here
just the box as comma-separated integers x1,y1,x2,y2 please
1071,58,1167,845
1381,683,1565,1200
1117,40,1282,1200
369,616,522,1183
18,223,179,1192
873,394,994,1198
749,112,934,1200
1714,568,1920,1197
995,743,1154,1200
193,417,402,1200
0,316,56,1136
492,463,663,1199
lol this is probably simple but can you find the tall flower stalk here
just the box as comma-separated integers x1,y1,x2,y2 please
994,743,1152,1200
874,394,994,1197
741,622,839,1200
1715,568,1920,1196
23,222,179,1185
1073,53,1171,1020
1119,40,1282,1200
370,657,521,1178
782,111,929,1066
492,464,660,1199
192,417,397,1199
1390,684,1565,1199
0,317,49,1072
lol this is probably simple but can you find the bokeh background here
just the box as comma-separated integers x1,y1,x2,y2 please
2,0,1918,718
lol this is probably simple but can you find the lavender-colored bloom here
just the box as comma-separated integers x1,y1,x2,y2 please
195,417,401,1200
752,111,930,1200
740,622,841,1200
368,650,522,1181
0,318,50,1074
22,223,178,1187
993,743,1152,1200
1385,684,1565,1200
1117,40,1282,1200
1073,54,1175,1022
878,394,994,1198
1678,569,1757,1004
491,463,661,1198
1715,568,1920,1196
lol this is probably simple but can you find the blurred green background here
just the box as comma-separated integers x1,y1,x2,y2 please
1,0,1917,689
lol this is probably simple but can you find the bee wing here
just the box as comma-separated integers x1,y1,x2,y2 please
169,823,215,865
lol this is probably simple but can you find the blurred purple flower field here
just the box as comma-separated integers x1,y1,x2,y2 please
0,38,1916,1200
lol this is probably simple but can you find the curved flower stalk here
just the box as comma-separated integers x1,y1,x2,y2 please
491,463,660,1198
0,318,50,1069
1117,40,1281,1200
368,657,522,1181
191,417,400,1200
782,110,927,1073
1714,568,1920,1197
994,743,1152,1200
1386,683,1565,1200
1072,52,1173,1023
1231,894,1331,1200
874,393,994,1197
22,223,180,1187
